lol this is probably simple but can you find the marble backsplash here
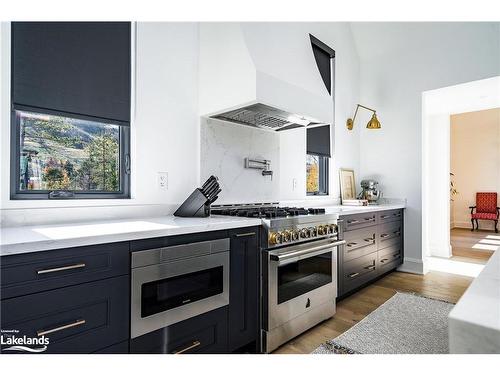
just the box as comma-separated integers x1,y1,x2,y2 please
200,118,280,204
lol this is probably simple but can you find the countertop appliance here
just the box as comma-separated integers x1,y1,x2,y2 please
130,238,230,342
358,179,381,205
212,203,344,353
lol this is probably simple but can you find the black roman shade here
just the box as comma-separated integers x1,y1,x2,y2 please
12,22,131,123
307,125,331,158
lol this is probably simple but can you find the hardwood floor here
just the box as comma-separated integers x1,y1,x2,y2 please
451,228,495,264
273,270,473,354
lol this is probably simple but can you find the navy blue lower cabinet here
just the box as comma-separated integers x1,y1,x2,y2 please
129,307,228,354
1,241,129,300
1,276,129,354
228,227,260,352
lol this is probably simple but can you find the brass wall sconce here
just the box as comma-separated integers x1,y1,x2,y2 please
346,104,381,130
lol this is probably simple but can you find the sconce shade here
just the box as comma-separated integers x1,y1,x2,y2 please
366,113,381,129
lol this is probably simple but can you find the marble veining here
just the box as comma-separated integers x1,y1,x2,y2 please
200,118,280,204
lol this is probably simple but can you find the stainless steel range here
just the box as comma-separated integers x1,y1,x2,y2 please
211,203,345,353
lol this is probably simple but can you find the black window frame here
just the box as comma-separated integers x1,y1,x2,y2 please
306,153,329,196
10,105,131,200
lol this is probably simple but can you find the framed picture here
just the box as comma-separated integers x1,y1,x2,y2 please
339,168,356,201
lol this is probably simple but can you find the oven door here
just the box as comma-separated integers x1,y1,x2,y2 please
266,238,344,330
131,251,229,338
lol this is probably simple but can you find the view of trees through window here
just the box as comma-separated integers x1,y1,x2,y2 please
18,111,120,192
306,154,319,193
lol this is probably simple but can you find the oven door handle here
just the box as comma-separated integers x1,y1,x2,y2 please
270,240,346,263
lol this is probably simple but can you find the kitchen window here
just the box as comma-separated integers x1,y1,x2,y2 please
306,154,329,195
12,109,130,199
10,22,131,199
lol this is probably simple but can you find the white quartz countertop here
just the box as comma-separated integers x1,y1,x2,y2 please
448,249,500,353
324,203,405,215
0,215,262,256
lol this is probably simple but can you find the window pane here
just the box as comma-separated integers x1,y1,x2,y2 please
18,110,120,192
306,154,320,194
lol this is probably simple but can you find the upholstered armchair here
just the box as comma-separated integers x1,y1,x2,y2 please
470,192,499,233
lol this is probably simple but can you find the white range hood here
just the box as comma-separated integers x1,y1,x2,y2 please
199,23,333,131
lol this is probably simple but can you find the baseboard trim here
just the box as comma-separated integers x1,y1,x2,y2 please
397,257,426,275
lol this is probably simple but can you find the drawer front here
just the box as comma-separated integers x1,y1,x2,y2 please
378,245,403,274
1,276,129,354
1,242,129,299
342,212,377,231
93,340,129,354
378,221,402,250
341,252,377,295
129,306,228,354
378,209,403,224
342,227,377,262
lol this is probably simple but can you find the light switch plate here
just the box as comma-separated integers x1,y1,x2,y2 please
158,172,168,190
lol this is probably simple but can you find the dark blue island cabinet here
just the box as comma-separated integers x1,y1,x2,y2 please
0,242,130,354
1,226,261,354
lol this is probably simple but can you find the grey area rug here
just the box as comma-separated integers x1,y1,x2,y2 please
312,292,454,354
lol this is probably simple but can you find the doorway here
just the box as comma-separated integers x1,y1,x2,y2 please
422,76,500,276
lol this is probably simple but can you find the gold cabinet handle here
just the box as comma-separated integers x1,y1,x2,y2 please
364,217,375,221
235,232,256,237
347,242,358,247
380,258,389,263
173,340,201,354
37,263,86,275
364,237,374,242
364,265,376,270
380,233,390,238
348,272,359,278
347,220,359,224
381,215,390,219
393,253,401,258
394,231,401,236
37,319,86,337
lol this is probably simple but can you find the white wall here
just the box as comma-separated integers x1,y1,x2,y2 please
0,22,201,226
353,22,500,273
451,108,500,230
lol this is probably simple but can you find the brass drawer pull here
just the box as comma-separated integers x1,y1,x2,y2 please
364,265,376,270
364,238,374,242
173,340,201,354
37,319,86,337
380,258,389,263
380,233,390,238
347,220,359,224
394,231,401,236
348,272,360,278
380,215,390,219
364,217,375,221
347,242,358,247
235,232,256,237
37,263,86,275
393,253,401,258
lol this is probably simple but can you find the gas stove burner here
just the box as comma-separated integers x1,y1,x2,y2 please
212,204,326,219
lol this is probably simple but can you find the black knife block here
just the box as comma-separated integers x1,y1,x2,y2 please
174,188,211,217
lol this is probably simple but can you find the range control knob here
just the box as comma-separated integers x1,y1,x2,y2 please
317,225,326,236
291,230,299,241
309,227,317,237
300,228,310,239
329,224,337,234
269,232,282,245
282,230,292,243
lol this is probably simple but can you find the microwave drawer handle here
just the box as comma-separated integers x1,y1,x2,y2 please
37,263,86,275
37,319,86,337
235,232,256,238
173,340,201,354
270,240,346,262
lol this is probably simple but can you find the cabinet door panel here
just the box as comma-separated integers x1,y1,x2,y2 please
228,227,260,352
1,276,129,353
